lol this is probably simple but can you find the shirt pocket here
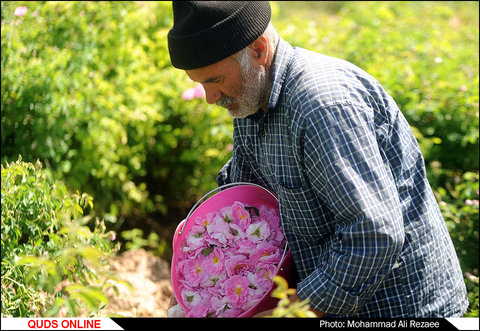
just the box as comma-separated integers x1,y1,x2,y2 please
277,184,335,243
264,141,305,189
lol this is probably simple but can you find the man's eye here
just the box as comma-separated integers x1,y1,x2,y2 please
208,77,222,84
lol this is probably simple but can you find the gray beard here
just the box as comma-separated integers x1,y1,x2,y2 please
216,63,267,119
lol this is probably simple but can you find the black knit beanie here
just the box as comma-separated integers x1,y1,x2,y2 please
168,1,271,70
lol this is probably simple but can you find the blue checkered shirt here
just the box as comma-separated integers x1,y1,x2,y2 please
217,38,468,317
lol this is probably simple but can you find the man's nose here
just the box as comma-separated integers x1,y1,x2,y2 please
204,86,221,105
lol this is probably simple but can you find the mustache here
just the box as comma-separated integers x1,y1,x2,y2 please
215,95,236,107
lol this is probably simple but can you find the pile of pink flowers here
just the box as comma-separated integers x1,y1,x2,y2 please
174,201,286,317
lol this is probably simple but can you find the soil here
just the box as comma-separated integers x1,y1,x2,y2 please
100,206,186,317
103,248,173,317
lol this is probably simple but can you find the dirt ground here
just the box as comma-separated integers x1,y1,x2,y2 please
103,248,173,317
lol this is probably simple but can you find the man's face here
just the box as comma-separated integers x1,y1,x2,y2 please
185,52,266,118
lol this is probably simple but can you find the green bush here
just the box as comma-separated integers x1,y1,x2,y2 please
436,170,479,316
1,1,233,221
1,157,126,317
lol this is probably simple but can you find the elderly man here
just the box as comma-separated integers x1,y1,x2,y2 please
167,1,468,318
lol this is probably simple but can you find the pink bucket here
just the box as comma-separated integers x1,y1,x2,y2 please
171,183,295,317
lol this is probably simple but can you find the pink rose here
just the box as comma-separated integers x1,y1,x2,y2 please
246,220,271,243
186,291,213,317
181,84,205,100
182,257,209,287
231,201,251,230
181,88,195,100
254,264,277,289
225,254,250,277
184,225,207,252
250,241,281,265
193,84,205,98
203,247,225,275
14,6,27,17
224,275,251,308
180,285,202,310
194,211,216,227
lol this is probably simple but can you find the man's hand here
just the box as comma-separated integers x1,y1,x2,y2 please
167,296,186,317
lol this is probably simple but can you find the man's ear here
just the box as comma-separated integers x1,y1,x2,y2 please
249,35,268,65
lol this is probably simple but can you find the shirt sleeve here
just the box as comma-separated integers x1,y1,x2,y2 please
216,144,260,187
295,102,405,315
216,157,233,187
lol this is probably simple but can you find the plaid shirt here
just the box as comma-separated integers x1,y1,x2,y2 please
217,38,468,317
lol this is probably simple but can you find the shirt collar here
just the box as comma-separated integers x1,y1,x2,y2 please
267,37,294,110
246,38,293,123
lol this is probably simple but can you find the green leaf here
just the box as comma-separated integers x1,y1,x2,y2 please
201,247,214,257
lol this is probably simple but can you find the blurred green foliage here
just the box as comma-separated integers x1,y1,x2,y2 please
1,157,128,317
121,228,168,258
1,1,233,221
274,1,479,172
270,276,317,317
1,1,478,317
